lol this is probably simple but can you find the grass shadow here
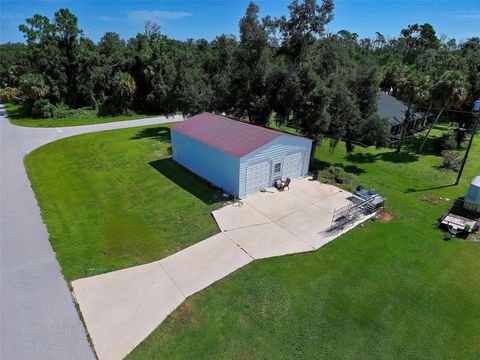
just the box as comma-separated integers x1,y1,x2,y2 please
312,158,332,171
404,184,456,193
131,126,170,141
313,157,366,175
346,153,377,164
379,151,419,163
3,103,28,120
149,158,223,205
343,164,366,175
347,150,419,164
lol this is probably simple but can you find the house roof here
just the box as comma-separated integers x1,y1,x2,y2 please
170,112,307,158
377,92,422,127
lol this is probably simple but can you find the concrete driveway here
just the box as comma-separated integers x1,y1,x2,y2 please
72,178,374,360
215,178,354,252
0,103,182,360
4,102,366,360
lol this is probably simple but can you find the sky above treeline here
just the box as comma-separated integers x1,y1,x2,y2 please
1,0,479,44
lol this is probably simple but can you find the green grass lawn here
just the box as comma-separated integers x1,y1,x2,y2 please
5,103,166,127
268,121,298,135
26,123,480,358
268,113,299,134
25,124,224,280
126,138,480,359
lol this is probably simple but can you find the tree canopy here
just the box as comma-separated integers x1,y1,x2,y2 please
1,0,478,153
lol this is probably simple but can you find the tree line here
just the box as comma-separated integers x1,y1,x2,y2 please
1,0,479,153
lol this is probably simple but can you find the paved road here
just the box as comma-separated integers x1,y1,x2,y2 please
0,103,182,360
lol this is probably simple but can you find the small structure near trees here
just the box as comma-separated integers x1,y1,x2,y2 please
439,176,480,237
377,92,429,138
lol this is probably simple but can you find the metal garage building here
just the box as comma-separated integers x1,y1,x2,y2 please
170,112,312,198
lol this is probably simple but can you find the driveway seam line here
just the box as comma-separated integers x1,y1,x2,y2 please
222,231,256,260
222,221,272,232
267,188,342,223
270,201,312,222
243,199,315,250
158,262,187,299
272,189,347,226
270,219,316,250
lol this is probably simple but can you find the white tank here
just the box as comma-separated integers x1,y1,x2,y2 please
464,176,480,213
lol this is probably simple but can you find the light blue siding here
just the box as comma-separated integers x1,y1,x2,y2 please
238,135,312,198
171,130,240,195
465,183,480,203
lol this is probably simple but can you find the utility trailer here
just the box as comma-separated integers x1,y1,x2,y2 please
438,198,480,235
438,177,480,237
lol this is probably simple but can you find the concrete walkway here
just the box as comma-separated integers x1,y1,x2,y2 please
73,233,254,360
0,103,182,360
72,178,374,360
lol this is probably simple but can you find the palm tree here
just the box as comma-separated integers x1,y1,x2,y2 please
19,73,49,102
395,67,424,152
410,74,433,137
417,70,469,153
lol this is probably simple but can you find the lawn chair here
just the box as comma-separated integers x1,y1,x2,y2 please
275,178,291,191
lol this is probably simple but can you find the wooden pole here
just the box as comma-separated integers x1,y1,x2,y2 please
309,139,317,172
455,112,480,185
396,101,411,153
417,107,444,154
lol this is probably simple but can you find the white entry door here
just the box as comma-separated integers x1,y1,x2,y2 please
245,161,270,196
283,152,303,180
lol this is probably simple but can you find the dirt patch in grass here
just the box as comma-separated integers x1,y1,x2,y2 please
378,210,396,223
419,194,442,206
174,299,194,323
467,233,480,242
233,349,256,360
171,298,204,327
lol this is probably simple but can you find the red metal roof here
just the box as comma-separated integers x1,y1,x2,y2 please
170,112,300,158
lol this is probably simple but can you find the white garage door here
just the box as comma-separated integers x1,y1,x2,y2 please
245,161,270,196
283,152,303,180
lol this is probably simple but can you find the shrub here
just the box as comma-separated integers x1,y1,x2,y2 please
321,166,354,184
31,99,54,118
441,150,462,171
51,103,71,118
41,104,97,119
0,87,21,103
433,132,456,153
